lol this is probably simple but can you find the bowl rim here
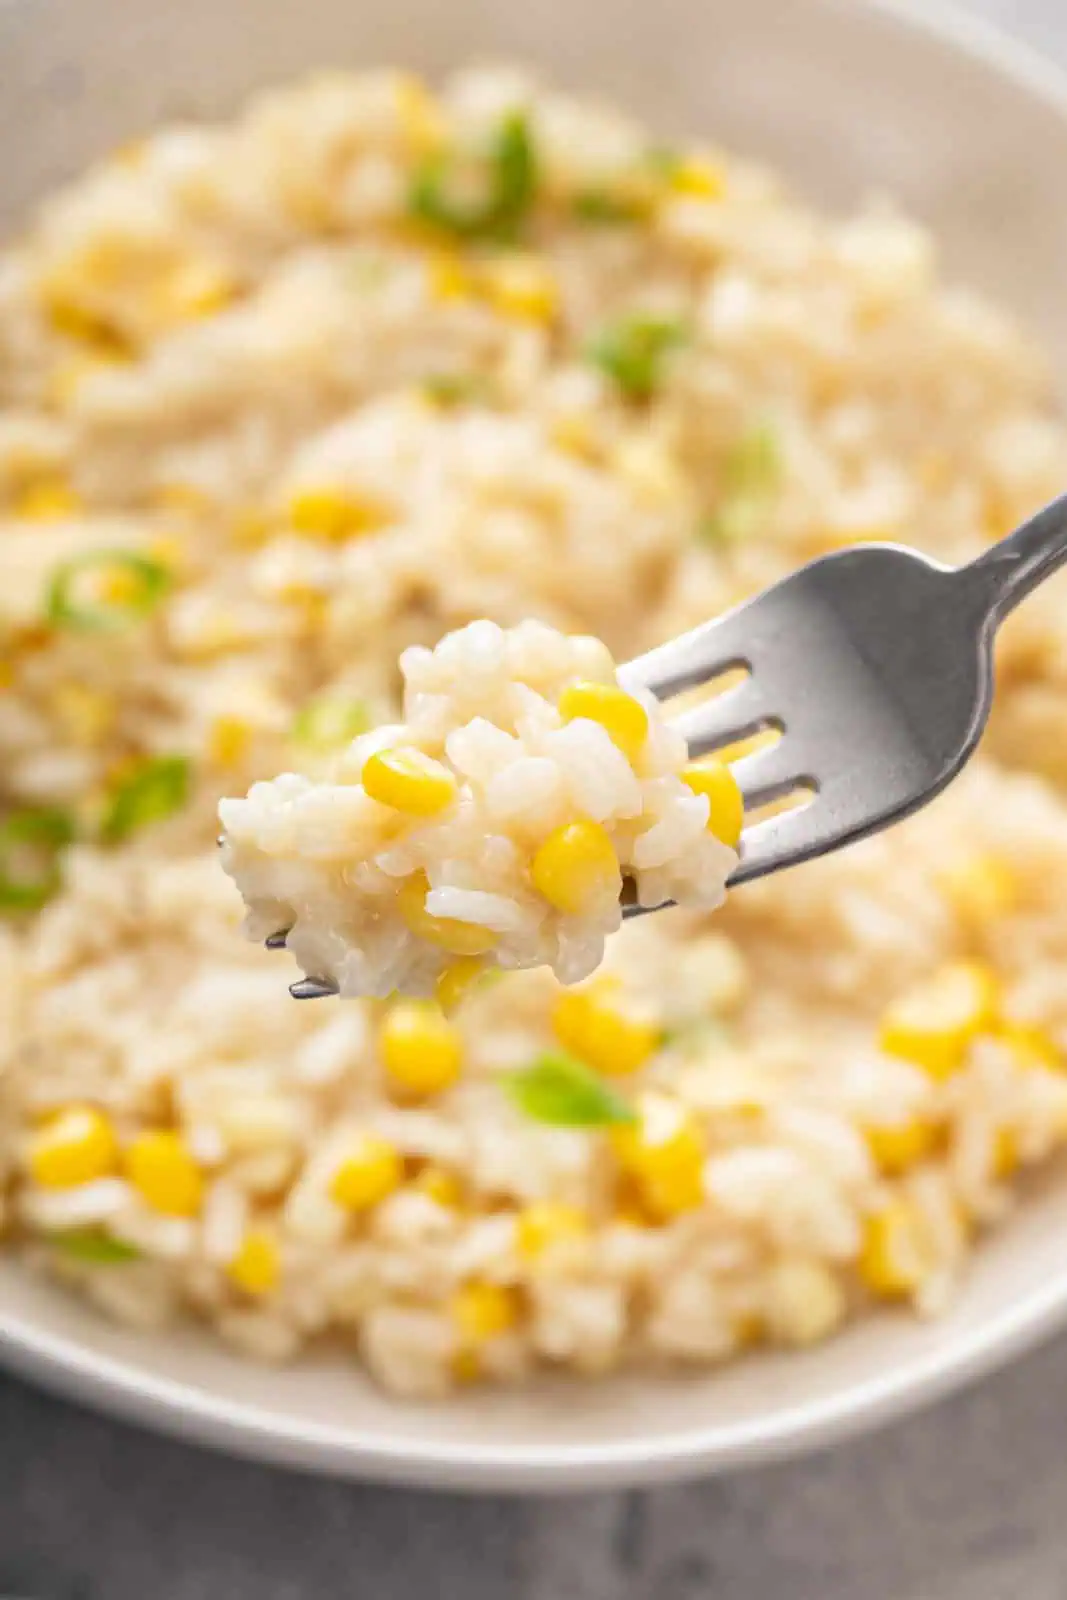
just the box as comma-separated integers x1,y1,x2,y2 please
6,0,1067,1492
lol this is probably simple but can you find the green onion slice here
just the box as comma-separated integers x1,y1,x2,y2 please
408,111,538,241
100,755,190,844
47,550,171,633
504,1051,637,1128
53,1229,142,1265
586,313,688,401
0,807,75,913
291,695,372,751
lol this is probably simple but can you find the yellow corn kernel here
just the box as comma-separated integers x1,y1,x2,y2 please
229,507,276,547
363,747,457,816
552,983,660,1077
938,853,1016,927
227,1229,280,1296
157,259,237,322
435,957,486,1013
481,255,559,323
450,1281,520,1345
516,1201,588,1260
13,477,81,521
558,681,649,765
613,436,686,507
611,1095,706,1219
413,1164,464,1209
681,761,745,849
999,1023,1062,1073
28,1106,119,1190
879,961,999,1080
0,662,14,690
328,1134,403,1211
428,253,474,302
124,1130,204,1217
207,714,252,768
397,871,498,956
666,155,727,201
993,1127,1020,1182
859,1201,933,1298
394,74,446,151
451,1348,483,1384
530,820,621,916
865,1117,938,1176
152,483,214,516
288,487,394,543
145,535,187,576
380,1001,463,1100
48,683,116,747
549,413,600,462
768,1259,846,1347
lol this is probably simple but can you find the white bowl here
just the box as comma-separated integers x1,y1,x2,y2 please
5,0,1067,1492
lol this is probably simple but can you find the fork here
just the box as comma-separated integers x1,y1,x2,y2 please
278,495,1067,996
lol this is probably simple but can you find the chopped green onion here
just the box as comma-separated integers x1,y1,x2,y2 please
0,807,75,913
101,755,190,844
408,111,538,242
291,695,372,751
420,372,497,408
52,1229,142,1265
701,423,783,544
504,1051,637,1128
571,190,646,225
47,550,171,633
646,145,683,178
586,313,688,401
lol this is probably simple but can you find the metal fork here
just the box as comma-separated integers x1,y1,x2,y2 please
276,495,1067,996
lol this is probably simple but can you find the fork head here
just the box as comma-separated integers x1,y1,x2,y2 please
623,542,998,887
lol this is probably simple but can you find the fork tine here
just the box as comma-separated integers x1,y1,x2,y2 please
730,742,812,807
622,610,756,701
671,678,771,758
730,797,826,886
265,930,290,951
290,977,339,999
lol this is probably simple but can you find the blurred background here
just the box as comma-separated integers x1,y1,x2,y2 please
4,2,1067,1597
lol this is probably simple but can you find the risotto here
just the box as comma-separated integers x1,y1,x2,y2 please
219,619,741,997
4,66,1067,1397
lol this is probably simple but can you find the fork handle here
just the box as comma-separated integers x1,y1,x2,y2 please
966,491,1067,622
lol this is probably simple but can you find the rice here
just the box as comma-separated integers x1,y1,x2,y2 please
219,619,737,994
4,65,1067,1397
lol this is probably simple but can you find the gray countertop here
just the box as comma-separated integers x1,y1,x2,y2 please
6,2,1067,1595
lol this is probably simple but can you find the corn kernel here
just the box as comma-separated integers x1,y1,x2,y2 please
938,853,1016,927
13,478,81,521
288,487,395,542
157,259,236,322
328,1134,403,1211
558,681,649,765
152,483,214,516
125,1130,204,1217
516,1201,588,1260
435,957,486,1013
681,761,745,848
450,1281,520,1345
207,714,252,768
451,1348,483,1384
428,254,474,302
768,1259,845,1346
413,1165,464,1209
993,1127,1020,1182
865,1117,938,1175
28,1106,118,1189
552,983,660,1077
397,871,498,956
879,961,999,1080
227,1229,280,1296
362,746,457,816
613,436,686,507
859,1201,932,1298
530,820,621,915
549,413,601,462
229,507,276,547
666,156,727,201
612,1095,706,1219
999,1023,1062,1073
481,255,559,323
48,683,115,747
380,1001,463,1099
394,74,446,151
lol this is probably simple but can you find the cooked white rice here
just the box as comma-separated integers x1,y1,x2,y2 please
219,618,738,995
4,66,1067,1397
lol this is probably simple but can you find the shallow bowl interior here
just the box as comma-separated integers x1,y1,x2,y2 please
4,0,1067,1491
